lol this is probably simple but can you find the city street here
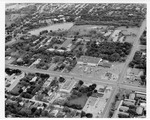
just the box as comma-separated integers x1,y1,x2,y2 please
5,17,146,118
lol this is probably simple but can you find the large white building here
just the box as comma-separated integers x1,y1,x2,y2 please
59,80,76,93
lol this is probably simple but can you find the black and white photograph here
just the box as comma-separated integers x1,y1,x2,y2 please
1,0,149,118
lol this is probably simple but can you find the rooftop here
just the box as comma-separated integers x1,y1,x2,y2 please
78,56,101,64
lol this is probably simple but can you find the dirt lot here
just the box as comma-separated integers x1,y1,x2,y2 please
116,26,139,43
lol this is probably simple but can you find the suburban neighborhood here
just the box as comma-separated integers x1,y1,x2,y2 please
5,3,146,118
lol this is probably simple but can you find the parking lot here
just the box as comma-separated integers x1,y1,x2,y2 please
71,62,125,81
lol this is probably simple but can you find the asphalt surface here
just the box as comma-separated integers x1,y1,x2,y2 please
102,18,146,117
5,19,146,118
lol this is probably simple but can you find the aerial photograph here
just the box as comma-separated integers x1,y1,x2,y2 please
5,3,146,118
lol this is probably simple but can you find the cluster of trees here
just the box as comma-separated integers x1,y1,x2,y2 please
75,4,145,27
140,30,146,45
129,51,146,69
5,97,51,118
64,81,97,110
5,35,12,43
73,81,97,97
59,77,65,83
129,50,146,85
86,41,132,62
19,73,49,98
5,68,21,75
10,34,77,70
81,111,93,118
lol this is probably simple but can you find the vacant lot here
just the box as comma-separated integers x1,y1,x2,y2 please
5,14,26,26
68,25,108,36
69,94,88,108
28,22,74,35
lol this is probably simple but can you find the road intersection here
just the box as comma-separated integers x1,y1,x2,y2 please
5,19,146,118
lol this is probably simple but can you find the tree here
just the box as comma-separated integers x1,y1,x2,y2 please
81,111,86,118
91,84,97,88
78,80,84,86
59,77,65,83
87,91,93,97
140,75,146,85
94,89,97,93
53,56,60,63
86,113,93,118
110,53,120,62
41,110,49,117
63,106,71,113
128,109,137,116
31,107,37,113
129,61,135,68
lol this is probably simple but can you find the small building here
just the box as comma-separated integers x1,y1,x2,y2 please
119,106,129,112
136,93,146,100
118,111,129,117
98,62,112,68
30,76,37,82
57,49,65,53
136,106,143,115
123,100,135,106
77,56,102,67
50,109,59,117
48,48,55,52
140,103,146,109
129,93,135,100
16,57,23,62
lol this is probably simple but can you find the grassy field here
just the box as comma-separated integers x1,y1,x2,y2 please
5,14,26,26
68,25,108,36
69,94,88,108
28,22,74,35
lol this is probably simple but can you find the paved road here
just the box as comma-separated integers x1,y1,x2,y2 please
118,19,146,85
5,64,116,86
5,19,146,118
102,19,146,118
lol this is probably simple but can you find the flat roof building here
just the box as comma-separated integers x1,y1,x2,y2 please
77,56,101,66
59,80,76,93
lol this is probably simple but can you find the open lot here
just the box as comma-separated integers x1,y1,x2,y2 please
71,62,125,81
28,22,74,35
68,94,88,108
68,25,108,36
5,14,26,26
116,26,139,43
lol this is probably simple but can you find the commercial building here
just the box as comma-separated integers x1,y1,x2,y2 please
59,80,76,93
77,56,102,66
5,72,25,94
83,96,107,117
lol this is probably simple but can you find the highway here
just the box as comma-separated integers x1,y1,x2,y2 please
5,19,146,118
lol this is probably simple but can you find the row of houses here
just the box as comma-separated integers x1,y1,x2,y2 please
113,91,146,118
